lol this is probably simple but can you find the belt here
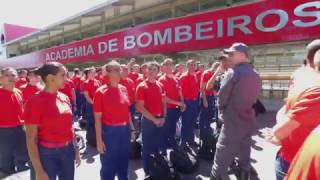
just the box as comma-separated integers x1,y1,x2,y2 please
38,140,72,148
103,122,128,126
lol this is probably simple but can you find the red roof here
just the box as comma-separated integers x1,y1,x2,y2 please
3,23,38,43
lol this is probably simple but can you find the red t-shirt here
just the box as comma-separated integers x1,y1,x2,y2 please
59,79,74,102
159,75,181,109
100,76,109,85
129,72,140,83
280,86,320,162
286,126,320,180
119,78,135,105
0,88,23,127
19,84,42,104
23,91,73,143
93,85,130,126
83,79,101,99
136,75,146,88
71,76,81,90
179,72,199,100
196,71,203,87
15,78,28,88
136,80,165,116
201,70,217,96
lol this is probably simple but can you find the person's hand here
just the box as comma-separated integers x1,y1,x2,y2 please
131,131,137,142
36,170,50,180
75,149,81,167
180,103,186,112
153,118,165,127
73,106,77,113
203,99,208,108
96,139,106,154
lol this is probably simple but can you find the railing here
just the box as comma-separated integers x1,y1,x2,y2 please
260,75,290,100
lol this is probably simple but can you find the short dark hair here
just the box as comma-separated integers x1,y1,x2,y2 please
18,69,28,76
147,61,160,70
35,62,65,82
83,67,95,76
73,68,80,74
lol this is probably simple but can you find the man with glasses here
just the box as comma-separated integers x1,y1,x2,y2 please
211,43,261,180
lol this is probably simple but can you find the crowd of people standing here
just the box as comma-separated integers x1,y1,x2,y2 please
0,41,320,180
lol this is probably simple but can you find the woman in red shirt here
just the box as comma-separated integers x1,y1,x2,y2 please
19,69,43,104
0,67,29,178
24,62,80,180
83,67,101,147
94,61,134,180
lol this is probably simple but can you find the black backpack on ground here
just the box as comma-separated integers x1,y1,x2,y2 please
170,144,199,174
147,153,180,180
198,128,220,161
129,139,142,159
253,99,266,115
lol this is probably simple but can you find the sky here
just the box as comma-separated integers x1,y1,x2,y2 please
0,0,110,29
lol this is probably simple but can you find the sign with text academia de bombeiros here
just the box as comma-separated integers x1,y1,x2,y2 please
1,0,319,68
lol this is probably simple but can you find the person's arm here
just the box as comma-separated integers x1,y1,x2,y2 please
200,74,208,108
206,67,222,91
25,125,49,180
267,88,320,145
136,100,156,122
162,96,167,118
72,131,81,167
83,91,93,104
217,69,236,109
165,97,183,107
94,112,106,153
266,119,299,145
71,88,76,106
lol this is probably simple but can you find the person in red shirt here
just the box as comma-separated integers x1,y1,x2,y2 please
159,58,186,148
199,62,220,136
174,63,185,79
120,64,136,124
94,61,134,180
19,69,43,104
71,68,83,118
15,69,28,88
24,62,80,180
135,63,147,87
286,125,320,180
83,67,101,147
128,58,140,82
136,61,166,177
196,63,204,87
59,77,76,113
265,39,320,180
0,67,29,178
179,59,199,146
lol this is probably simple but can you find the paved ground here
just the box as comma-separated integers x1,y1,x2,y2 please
5,111,279,180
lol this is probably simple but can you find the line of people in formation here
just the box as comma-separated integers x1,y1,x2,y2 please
0,41,319,180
